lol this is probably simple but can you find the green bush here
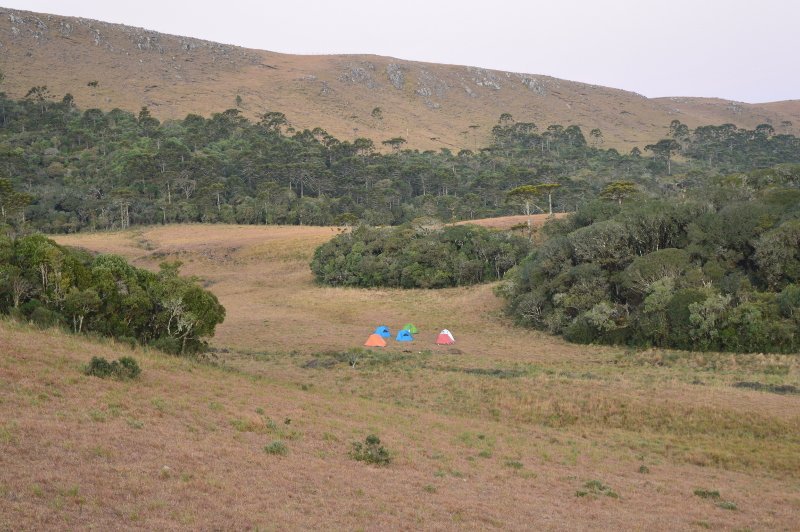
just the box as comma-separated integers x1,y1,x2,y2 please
116,356,142,379
0,236,225,355
576,479,618,499
264,440,288,456
150,336,182,355
693,488,720,500
563,318,596,344
504,185,800,353
84,356,141,381
350,434,391,465
84,356,114,378
30,306,63,329
311,224,530,289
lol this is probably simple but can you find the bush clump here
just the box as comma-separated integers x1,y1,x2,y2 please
0,234,225,355
350,434,391,465
311,223,529,288
576,479,618,499
84,356,141,380
693,488,720,500
503,182,800,354
264,440,288,455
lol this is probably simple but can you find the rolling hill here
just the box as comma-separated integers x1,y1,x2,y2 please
1,7,799,152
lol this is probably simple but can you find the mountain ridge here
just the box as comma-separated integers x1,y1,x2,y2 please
1,7,798,151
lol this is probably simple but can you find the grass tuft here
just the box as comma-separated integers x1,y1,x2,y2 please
577,480,618,499
264,440,288,456
693,489,720,500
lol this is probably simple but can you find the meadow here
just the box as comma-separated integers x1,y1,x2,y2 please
1,217,798,529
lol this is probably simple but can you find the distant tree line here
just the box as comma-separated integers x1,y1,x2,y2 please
0,233,225,354
501,164,800,353
311,223,530,288
0,80,798,233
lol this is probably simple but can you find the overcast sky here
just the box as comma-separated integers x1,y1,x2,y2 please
3,0,798,103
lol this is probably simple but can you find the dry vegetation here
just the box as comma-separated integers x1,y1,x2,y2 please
0,221,796,528
2,7,799,153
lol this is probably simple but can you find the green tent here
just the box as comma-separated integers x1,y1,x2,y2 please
401,323,418,334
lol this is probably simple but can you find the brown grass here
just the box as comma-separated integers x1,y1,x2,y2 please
455,213,567,230
0,222,796,529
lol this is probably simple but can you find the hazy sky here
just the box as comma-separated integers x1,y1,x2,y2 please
3,0,798,103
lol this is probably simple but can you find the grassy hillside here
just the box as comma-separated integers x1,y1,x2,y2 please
1,222,795,528
1,7,798,152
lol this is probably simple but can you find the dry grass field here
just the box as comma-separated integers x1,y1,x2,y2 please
1,221,799,529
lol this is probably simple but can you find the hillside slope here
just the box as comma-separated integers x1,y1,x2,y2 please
1,7,798,151
1,222,798,528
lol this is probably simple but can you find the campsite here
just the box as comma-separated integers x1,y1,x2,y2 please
1,3,799,529
0,222,790,529
363,325,451,346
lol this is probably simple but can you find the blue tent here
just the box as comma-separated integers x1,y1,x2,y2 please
396,329,414,342
375,326,391,338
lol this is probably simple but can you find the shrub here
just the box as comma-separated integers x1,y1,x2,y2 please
264,440,288,456
350,434,391,465
563,318,596,344
693,488,720,500
30,306,62,329
116,356,142,379
311,224,530,289
84,356,141,381
576,480,618,499
504,190,800,354
150,336,181,354
85,356,115,378
2,235,225,355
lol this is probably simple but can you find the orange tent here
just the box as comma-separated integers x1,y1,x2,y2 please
364,334,387,347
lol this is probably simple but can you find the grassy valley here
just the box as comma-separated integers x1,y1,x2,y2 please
1,5,799,529
1,220,796,529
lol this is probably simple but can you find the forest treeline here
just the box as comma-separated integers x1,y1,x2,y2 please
1,85,799,232
3,80,800,353
311,223,530,288
0,234,225,353
501,165,800,353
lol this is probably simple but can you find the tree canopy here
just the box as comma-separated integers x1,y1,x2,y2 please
311,223,530,288
502,164,800,353
0,87,798,233
0,234,225,354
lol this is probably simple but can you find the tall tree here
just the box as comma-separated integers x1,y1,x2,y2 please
506,184,551,238
600,181,637,204
381,137,407,152
0,178,32,225
645,139,681,175
25,86,52,115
